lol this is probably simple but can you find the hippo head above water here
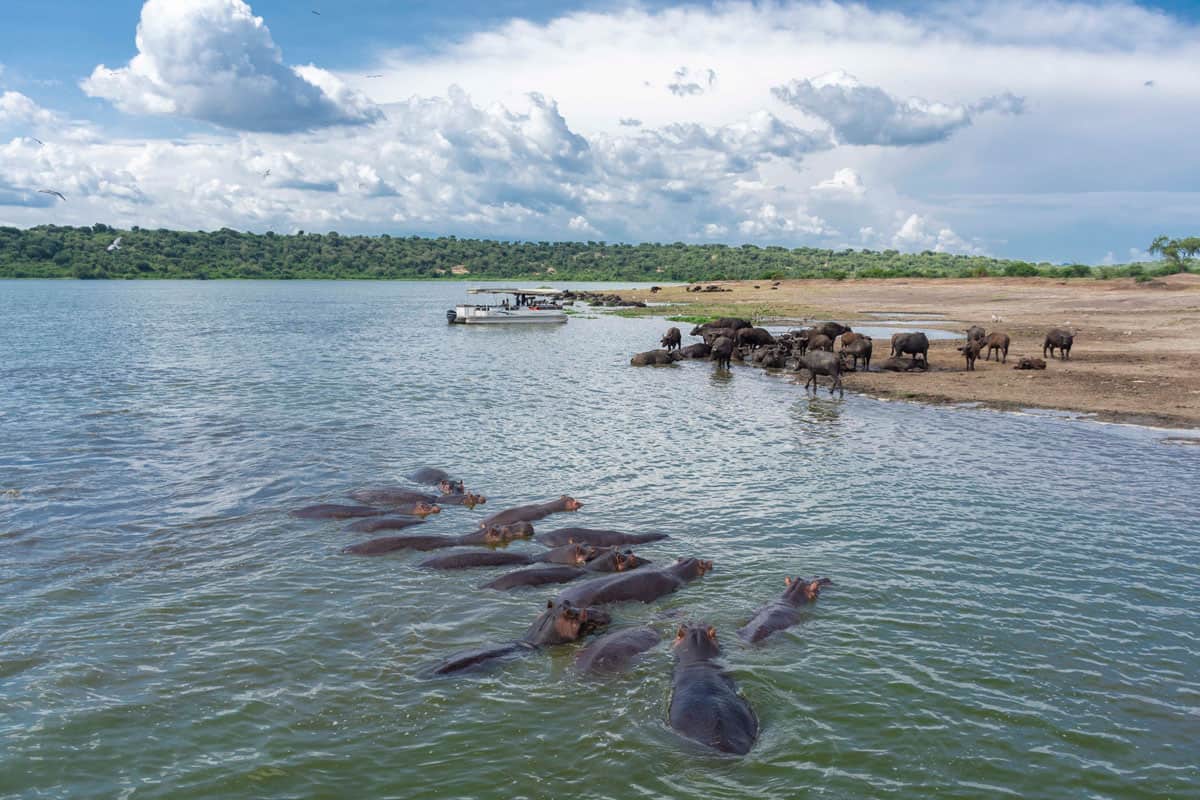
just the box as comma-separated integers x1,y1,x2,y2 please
673,623,720,661
412,502,441,517
783,576,832,604
482,521,535,544
526,600,611,646
613,550,650,571
438,479,466,495
674,557,714,580
561,495,583,512
461,492,487,508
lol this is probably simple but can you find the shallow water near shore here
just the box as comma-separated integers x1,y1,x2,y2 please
2,280,1198,799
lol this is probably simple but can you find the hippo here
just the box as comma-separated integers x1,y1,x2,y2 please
436,492,487,509
343,521,533,556
575,628,661,674
1044,328,1074,360
661,327,682,351
737,576,832,643
343,515,428,534
965,325,987,344
668,623,758,755
958,339,983,371
537,528,669,547
984,332,1010,363
877,356,928,372
677,342,711,359
291,503,385,520
420,542,596,570
555,557,712,608
891,332,930,364
431,600,612,676
348,487,437,506
710,336,734,370
482,549,649,591
793,351,844,397
840,336,872,371
380,501,441,517
631,349,682,366
408,468,466,494
480,496,583,529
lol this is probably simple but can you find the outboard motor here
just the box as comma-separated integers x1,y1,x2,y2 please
446,309,459,324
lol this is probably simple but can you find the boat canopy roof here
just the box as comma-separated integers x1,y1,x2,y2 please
466,288,564,296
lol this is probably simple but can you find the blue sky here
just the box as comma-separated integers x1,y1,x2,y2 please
2,0,1199,263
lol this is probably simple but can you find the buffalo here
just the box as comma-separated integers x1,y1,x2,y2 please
1044,328,1074,360
710,336,734,369
984,332,1010,363
794,351,844,396
840,336,873,371
891,332,930,364
660,327,682,351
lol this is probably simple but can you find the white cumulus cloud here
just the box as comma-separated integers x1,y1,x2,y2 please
811,167,866,197
772,71,1024,146
81,0,382,132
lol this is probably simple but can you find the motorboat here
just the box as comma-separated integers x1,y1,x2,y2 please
447,288,568,325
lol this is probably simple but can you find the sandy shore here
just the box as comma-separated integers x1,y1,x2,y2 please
622,274,1200,430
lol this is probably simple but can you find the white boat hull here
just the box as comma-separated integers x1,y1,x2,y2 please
449,305,567,324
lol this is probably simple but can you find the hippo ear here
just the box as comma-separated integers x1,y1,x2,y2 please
674,625,686,641
785,576,793,586
706,626,717,640
546,599,555,609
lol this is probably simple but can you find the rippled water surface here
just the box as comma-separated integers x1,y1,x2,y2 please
2,280,1198,799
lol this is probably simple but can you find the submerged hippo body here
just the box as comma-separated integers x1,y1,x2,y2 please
344,522,534,556
575,627,661,674
669,624,758,755
420,550,535,570
738,577,832,643
291,503,385,520
480,496,583,529
348,487,437,506
408,468,465,494
436,492,487,508
344,515,427,534
482,565,587,590
537,528,669,548
556,558,712,608
431,600,611,676
584,548,651,573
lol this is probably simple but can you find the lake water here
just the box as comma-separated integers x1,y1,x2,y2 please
1,280,1197,799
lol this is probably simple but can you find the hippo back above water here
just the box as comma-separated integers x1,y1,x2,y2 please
536,528,669,548
480,496,583,529
291,503,385,520
556,557,712,608
575,627,661,674
738,576,832,643
668,624,758,755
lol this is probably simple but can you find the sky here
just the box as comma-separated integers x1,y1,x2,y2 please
1,0,1198,263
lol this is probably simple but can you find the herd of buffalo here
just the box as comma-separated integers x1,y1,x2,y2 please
631,317,1077,393
290,467,829,756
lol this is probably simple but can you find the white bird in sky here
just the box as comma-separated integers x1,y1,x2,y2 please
107,236,122,252
38,189,66,201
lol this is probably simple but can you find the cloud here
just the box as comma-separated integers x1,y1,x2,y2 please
666,67,717,97
811,167,865,197
772,71,1023,146
82,0,382,132
0,91,59,130
737,203,831,237
889,213,984,254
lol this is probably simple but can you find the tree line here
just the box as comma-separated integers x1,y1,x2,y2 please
0,224,1186,281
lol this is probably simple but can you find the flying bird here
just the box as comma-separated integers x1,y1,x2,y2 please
262,169,271,178
1144,80,1155,87
38,189,66,202
29,136,44,146
366,74,383,78
107,236,122,252
311,9,321,14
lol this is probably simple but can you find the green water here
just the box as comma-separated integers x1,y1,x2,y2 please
1,280,1197,798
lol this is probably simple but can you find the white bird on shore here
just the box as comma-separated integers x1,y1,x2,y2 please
107,236,122,252
38,189,66,201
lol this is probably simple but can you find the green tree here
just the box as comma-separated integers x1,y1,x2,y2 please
1149,235,1200,273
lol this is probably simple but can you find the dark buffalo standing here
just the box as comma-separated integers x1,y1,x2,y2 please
689,318,752,337
408,468,465,495
813,321,852,340
807,334,834,352
958,339,983,371
965,325,987,344
343,521,534,556
736,327,775,348
536,528,669,547
840,336,872,371
891,332,930,364
291,503,385,520
576,628,661,674
668,624,758,755
1044,328,1074,360
700,327,737,345
710,336,734,369
661,327,682,350
555,557,712,608
737,576,832,643
430,600,611,676
794,351,844,397
676,342,711,359
984,332,1011,363
480,496,583,529
631,349,682,366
